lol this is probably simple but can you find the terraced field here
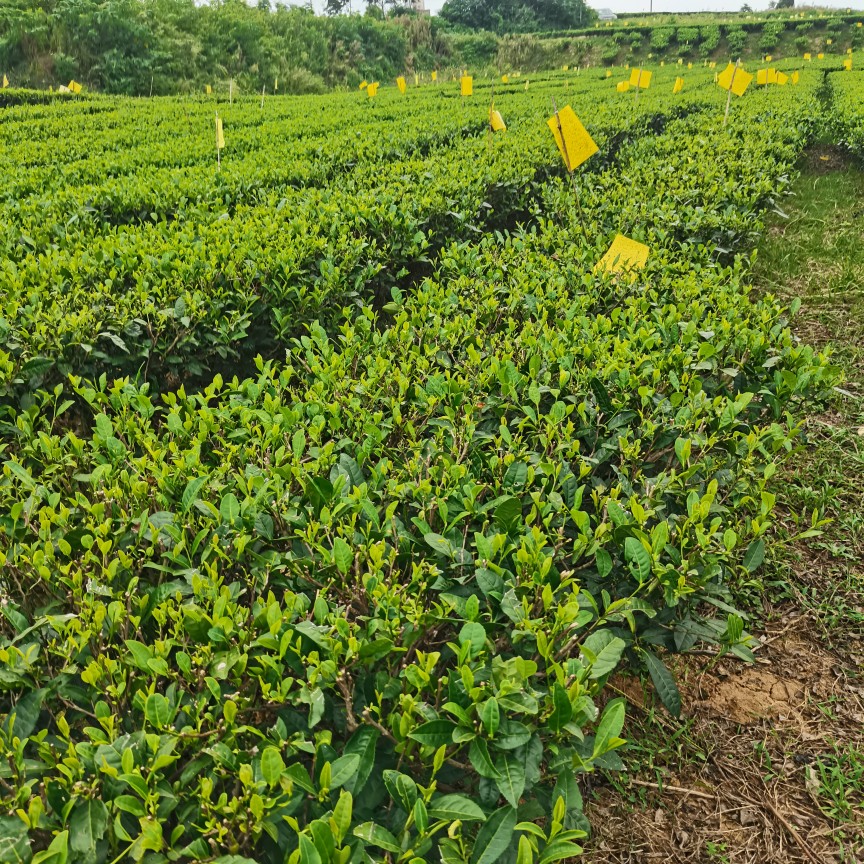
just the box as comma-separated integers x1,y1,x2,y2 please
0,59,862,863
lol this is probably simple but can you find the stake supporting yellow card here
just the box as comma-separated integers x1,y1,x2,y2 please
595,235,650,276
628,68,652,88
547,105,598,171
717,62,752,96
461,76,473,96
490,109,506,132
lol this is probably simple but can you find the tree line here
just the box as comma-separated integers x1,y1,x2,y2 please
0,0,593,95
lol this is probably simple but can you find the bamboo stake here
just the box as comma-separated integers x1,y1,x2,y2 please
723,58,740,128
550,97,587,239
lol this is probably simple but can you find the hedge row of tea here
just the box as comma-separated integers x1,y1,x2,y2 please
0,73,722,407
0,65,852,862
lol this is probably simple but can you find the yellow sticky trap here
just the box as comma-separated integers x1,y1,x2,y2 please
766,68,778,84
367,82,379,97
359,80,368,91
617,80,630,92
826,39,832,45
490,109,506,132
414,73,419,86
765,54,773,62
776,71,789,85
502,74,509,83
673,77,684,94
397,76,406,94
461,76,473,97
804,53,811,60
817,53,824,59
625,63,630,69
678,58,683,65
563,65,569,71
595,235,650,277
757,68,768,85
547,105,598,172
431,70,438,82
717,62,752,97
68,80,82,94
791,70,800,84
2,74,7,88
606,69,612,77
661,60,665,67
274,77,278,92
687,62,693,69
206,84,212,95
215,116,225,150
843,58,852,70
848,48,854,54
858,22,862,27
710,61,716,68
628,68,652,88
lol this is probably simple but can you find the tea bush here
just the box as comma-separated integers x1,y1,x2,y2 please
0,65,846,862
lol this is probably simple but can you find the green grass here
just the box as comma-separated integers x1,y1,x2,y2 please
752,153,864,644
813,742,864,826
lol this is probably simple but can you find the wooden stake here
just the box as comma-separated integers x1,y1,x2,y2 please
723,58,740,128
229,79,233,105
260,85,265,110
550,97,587,240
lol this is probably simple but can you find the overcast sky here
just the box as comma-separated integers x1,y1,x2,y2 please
311,0,864,14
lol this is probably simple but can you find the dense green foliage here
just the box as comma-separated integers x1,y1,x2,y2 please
2,0,863,94
0,0,448,94
439,0,593,34
0,60,858,862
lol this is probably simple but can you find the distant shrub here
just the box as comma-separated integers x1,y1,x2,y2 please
676,27,700,47
650,27,673,51
282,67,328,95
700,25,721,56
726,27,747,55
601,45,620,64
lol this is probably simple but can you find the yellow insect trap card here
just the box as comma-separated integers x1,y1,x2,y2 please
547,106,598,172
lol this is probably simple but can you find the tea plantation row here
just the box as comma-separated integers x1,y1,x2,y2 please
0,64,858,863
